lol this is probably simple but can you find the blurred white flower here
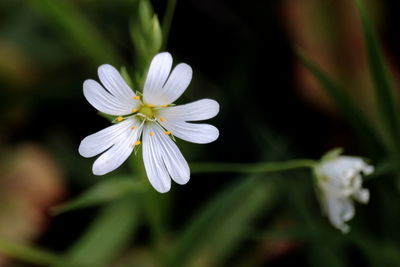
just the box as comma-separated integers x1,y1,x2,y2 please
79,52,219,193
314,152,373,233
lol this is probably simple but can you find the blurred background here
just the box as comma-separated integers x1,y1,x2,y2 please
0,0,400,266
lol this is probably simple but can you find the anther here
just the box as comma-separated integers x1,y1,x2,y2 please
149,131,153,136
132,108,137,113
117,116,123,122
131,126,136,130
133,96,140,100
161,104,168,107
134,140,141,146
159,117,165,122
147,104,155,108
165,131,171,135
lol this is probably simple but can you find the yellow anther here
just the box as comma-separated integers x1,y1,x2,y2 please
161,104,168,107
117,116,123,122
165,131,171,135
133,96,140,100
159,117,165,122
132,108,137,113
134,140,141,146
149,131,153,136
131,126,136,130
147,104,155,108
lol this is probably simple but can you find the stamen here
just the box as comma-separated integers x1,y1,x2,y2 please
149,131,153,136
134,140,141,146
132,108,137,113
161,104,168,107
133,96,140,100
147,104,155,108
159,117,165,122
131,126,136,130
117,116,123,122
165,131,171,135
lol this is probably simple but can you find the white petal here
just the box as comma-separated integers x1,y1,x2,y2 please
155,63,192,105
158,99,219,121
362,165,374,175
98,64,137,102
83,80,136,116
92,118,142,175
324,197,353,233
143,52,172,105
152,124,190,185
161,120,219,144
79,118,133,158
353,189,369,203
142,124,171,193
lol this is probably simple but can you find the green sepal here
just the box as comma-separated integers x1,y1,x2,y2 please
98,112,115,122
120,66,134,88
321,147,344,162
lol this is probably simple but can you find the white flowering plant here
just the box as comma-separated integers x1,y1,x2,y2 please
2,0,400,266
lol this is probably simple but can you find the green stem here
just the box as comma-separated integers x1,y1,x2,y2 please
161,0,177,50
130,155,167,264
190,159,316,174
0,239,80,267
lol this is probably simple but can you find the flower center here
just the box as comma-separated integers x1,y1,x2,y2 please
139,105,155,119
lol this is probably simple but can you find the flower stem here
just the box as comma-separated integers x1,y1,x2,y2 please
190,159,316,174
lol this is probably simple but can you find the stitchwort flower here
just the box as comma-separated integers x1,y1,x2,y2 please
314,149,373,233
79,52,219,193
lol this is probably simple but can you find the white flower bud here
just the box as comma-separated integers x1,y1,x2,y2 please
314,153,373,233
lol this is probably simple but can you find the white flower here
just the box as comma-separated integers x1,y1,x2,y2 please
79,52,219,193
314,154,373,233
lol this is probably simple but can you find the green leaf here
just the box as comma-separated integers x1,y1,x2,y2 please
167,176,278,266
298,51,385,153
61,197,141,267
27,0,121,65
51,177,144,215
349,232,400,267
355,0,400,146
0,238,85,267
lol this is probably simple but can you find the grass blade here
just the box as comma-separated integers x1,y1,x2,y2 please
167,176,278,267
62,197,140,267
298,51,385,153
161,0,177,49
355,0,400,145
27,0,121,65
0,238,84,267
51,177,143,215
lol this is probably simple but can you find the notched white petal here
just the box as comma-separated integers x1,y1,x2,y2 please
158,99,219,121
98,64,136,101
143,52,173,105
158,63,193,104
79,119,132,158
153,124,190,185
142,125,171,193
91,118,141,175
161,121,219,144
83,80,134,116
